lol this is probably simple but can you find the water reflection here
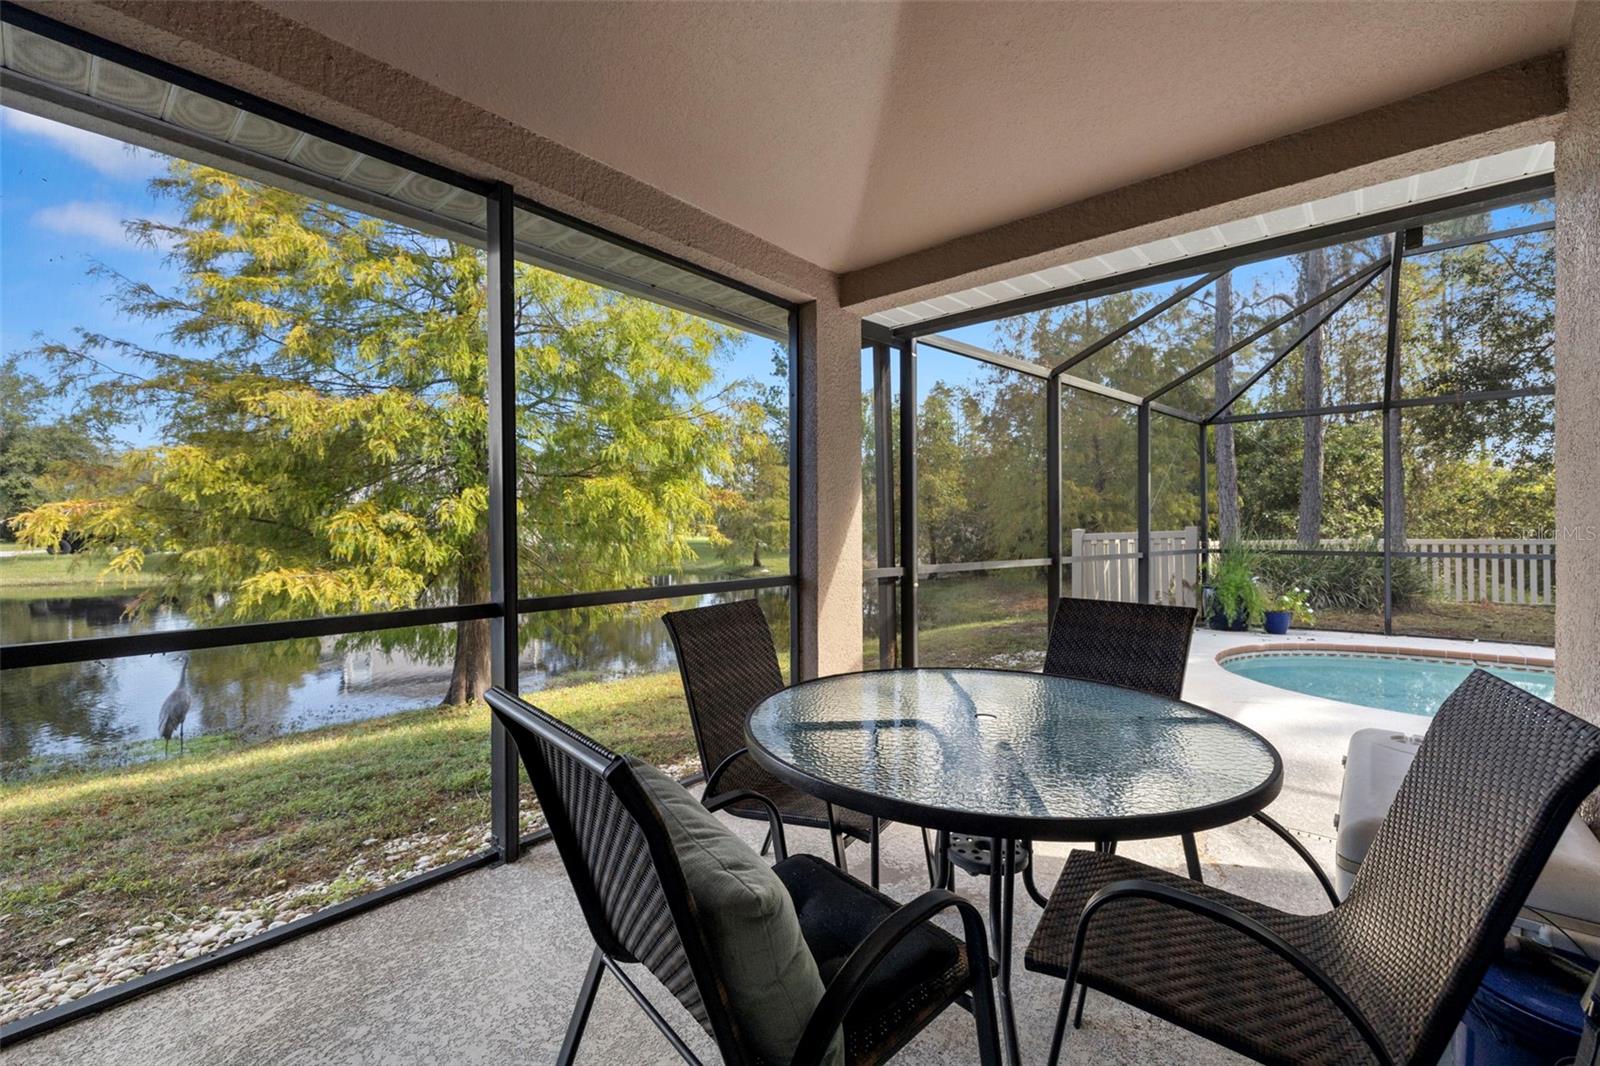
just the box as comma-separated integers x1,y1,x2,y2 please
0,590,788,778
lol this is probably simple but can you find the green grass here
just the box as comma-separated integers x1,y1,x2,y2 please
0,552,165,597
864,569,1048,669
0,670,699,977
1314,600,1554,647
0,541,779,601
680,535,789,580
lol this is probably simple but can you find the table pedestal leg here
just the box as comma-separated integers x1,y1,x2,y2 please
988,836,1021,1066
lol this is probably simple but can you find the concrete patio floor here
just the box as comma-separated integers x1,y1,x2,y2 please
7,628,1551,1066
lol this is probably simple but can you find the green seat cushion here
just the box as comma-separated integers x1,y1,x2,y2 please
627,757,843,1066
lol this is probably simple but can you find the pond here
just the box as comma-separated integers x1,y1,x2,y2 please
0,588,789,779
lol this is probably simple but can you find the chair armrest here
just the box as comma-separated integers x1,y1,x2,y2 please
791,889,998,1066
1252,812,1340,907
705,746,752,796
1069,878,1392,1066
701,789,788,862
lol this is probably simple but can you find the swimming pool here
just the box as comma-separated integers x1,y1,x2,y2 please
1220,651,1555,716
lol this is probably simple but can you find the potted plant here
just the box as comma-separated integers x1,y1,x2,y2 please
1265,586,1314,635
1208,541,1266,631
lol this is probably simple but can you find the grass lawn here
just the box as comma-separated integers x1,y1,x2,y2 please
0,540,773,596
1314,600,1554,648
0,670,700,980
0,552,164,596
863,569,1049,669
681,536,789,581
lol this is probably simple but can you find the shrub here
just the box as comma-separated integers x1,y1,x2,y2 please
1254,542,1429,612
1211,541,1267,626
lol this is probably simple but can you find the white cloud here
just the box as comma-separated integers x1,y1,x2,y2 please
3,107,166,180
32,200,136,247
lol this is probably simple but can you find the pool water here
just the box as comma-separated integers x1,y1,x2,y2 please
1221,652,1555,716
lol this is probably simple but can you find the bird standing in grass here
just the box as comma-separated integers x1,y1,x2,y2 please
159,655,193,756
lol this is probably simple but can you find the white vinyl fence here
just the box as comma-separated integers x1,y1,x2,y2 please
1067,529,1555,607
1408,538,1556,606
1070,528,1200,606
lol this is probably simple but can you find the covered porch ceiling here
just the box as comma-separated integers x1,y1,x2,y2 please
265,0,1577,279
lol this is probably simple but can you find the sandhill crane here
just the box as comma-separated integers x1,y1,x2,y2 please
159,656,192,756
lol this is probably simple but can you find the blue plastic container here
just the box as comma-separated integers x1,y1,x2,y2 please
1454,950,1588,1065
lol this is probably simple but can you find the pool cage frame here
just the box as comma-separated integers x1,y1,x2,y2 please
863,172,1557,668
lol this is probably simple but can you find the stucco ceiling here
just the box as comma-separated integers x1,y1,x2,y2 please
265,0,1577,275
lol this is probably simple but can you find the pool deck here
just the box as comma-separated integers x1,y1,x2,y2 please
7,628,1557,1066
1185,627,1554,848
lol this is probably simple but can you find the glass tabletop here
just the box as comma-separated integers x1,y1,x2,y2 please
745,668,1282,840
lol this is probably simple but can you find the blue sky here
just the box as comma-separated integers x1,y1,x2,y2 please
1,106,782,444
1,107,178,412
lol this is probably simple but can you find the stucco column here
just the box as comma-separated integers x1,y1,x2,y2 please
1556,2,1600,753
795,299,864,679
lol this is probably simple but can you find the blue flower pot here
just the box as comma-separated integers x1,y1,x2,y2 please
1264,610,1291,635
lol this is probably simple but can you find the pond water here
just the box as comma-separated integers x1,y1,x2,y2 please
0,589,788,779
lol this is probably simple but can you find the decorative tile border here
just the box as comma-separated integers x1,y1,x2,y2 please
1215,641,1555,672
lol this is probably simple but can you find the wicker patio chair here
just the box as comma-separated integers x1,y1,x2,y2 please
1045,597,1207,864
664,599,886,886
1024,669,1600,1066
943,598,1220,893
1040,596,1196,698
485,687,1001,1066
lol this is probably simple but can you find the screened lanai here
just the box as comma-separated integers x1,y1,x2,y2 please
862,161,1557,669
4,4,1599,1066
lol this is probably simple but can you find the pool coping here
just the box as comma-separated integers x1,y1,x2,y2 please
1214,641,1556,671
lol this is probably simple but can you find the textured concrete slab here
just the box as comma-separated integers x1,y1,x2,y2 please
13,628,1503,1065
5,819,1268,1066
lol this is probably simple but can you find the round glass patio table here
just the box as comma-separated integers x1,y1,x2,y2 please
746,668,1283,1066
744,667,1283,844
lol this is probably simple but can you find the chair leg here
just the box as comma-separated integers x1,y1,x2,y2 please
1073,984,1088,1028
1045,981,1074,1066
557,947,606,1066
1182,831,1204,882
969,961,1004,1066
929,830,954,889
869,817,881,889
1022,840,1050,908
759,826,773,857
922,827,938,887
826,803,848,874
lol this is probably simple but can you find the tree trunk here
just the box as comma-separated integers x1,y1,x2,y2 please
1297,249,1327,547
1386,405,1407,551
445,554,492,705
1212,272,1240,542
751,544,762,569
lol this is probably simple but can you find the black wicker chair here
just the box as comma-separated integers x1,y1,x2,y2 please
664,599,886,886
486,687,1002,1066
942,598,1219,896
1024,669,1600,1066
1040,596,1195,697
